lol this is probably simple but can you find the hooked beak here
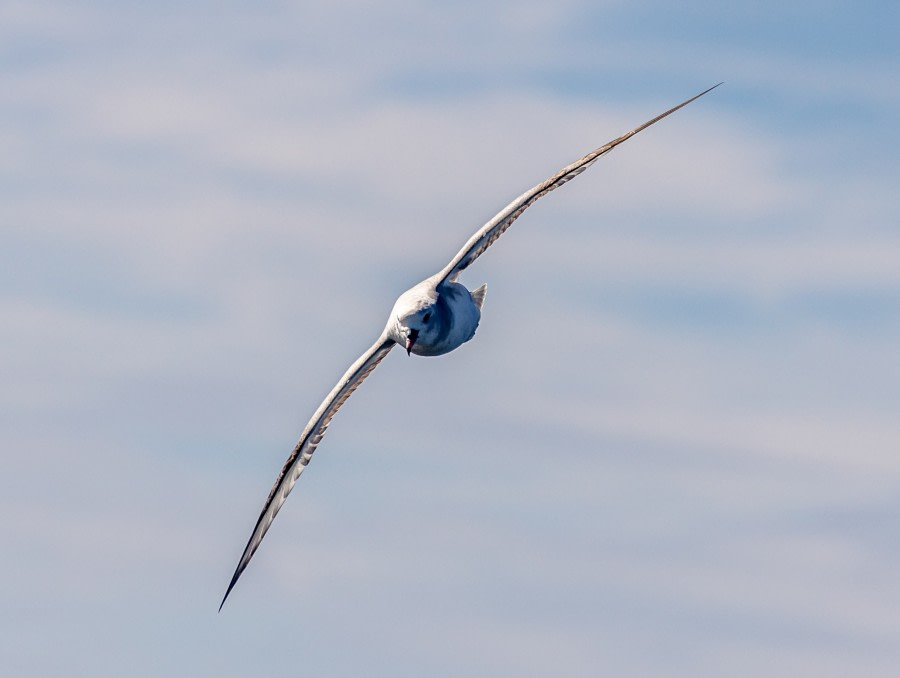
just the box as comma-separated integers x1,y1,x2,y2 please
405,329,419,356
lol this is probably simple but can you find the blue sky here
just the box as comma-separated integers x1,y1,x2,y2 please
2,1,899,676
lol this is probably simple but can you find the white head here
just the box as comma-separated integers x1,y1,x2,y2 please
386,285,441,356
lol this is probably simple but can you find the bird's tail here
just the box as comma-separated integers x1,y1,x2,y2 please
470,283,487,310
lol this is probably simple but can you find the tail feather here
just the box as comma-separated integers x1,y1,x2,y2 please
470,283,487,310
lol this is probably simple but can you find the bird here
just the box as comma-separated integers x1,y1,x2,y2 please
219,83,722,610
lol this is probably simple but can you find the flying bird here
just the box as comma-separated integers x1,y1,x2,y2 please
220,83,721,610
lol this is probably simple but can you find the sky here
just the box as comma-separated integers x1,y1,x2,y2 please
2,1,899,676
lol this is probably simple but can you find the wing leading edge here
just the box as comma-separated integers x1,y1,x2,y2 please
220,336,395,610
438,83,722,284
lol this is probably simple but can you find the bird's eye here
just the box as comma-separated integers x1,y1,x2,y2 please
422,312,431,323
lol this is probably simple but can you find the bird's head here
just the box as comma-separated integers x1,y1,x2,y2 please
387,287,440,356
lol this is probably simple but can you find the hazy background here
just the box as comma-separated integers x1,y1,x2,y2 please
2,1,898,676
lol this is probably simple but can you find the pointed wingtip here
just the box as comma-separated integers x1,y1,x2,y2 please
675,82,724,110
684,82,724,106
218,568,242,613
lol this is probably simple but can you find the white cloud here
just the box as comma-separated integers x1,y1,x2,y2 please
1,2,899,677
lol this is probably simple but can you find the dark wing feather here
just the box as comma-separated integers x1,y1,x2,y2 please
437,83,722,284
220,335,395,610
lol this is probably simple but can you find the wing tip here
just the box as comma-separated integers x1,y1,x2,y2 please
218,576,237,612
701,81,724,98
219,560,246,612
671,81,724,114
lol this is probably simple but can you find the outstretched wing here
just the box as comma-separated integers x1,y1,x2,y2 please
437,83,722,284
220,335,395,610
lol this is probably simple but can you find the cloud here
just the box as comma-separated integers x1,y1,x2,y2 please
2,2,899,677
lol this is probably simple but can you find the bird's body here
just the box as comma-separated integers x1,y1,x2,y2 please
386,277,486,356
220,84,721,610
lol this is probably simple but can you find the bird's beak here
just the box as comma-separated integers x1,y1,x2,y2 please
405,329,418,356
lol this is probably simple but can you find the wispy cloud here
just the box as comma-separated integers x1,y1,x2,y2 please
1,1,898,677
